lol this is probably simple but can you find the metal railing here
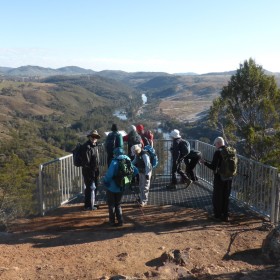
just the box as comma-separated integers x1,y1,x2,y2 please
38,140,280,224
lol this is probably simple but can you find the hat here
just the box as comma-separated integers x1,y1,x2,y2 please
111,124,118,131
136,124,144,132
131,144,142,155
129,125,136,132
87,130,101,139
113,147,124,157
170,129,181,138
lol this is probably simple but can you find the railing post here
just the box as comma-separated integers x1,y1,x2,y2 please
38,164,45,216
273,174,280,224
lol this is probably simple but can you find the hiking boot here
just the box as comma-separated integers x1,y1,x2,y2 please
184,178,193,188
221,216,230,222
140,202,147,207
166,184,177,190
208,214,222,222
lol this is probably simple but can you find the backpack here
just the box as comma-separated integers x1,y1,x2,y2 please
114,158,134,192
179,139,190,157
144,145,159,168
218,146,238,181
72,143,84,167
141,135,151,146
106,132,123,154
128,132,142,146
143,130,153,146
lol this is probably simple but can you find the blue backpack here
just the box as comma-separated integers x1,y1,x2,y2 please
144,145,158,168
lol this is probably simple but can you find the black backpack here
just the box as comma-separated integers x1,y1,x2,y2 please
179,139,190,157
105,132,123,154
72,143,84,167
114,158,134,192
141,135,151,146
128,132,142,146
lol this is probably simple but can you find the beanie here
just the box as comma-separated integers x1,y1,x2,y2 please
111,124,118,131
136,124,144,132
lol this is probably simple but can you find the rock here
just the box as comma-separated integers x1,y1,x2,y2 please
109,275,128,280
160,248,190,266
116,252,129,261
262,225,280,263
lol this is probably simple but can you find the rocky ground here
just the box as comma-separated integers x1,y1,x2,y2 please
1,201,280,280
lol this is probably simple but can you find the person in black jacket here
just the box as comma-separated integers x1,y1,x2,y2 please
200,137,232,222
105,124,123,167
81,130,101,211
168,129,192,190
123,125,143,160
184,149,202,181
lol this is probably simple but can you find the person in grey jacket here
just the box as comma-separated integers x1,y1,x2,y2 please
131,144,152,207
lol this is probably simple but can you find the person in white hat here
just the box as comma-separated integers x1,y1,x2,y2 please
168,129,192,190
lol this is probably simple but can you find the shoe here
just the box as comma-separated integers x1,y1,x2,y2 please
222,216,230,222
109,222,116,226
140,202,147,207
114,222,123,227
208,215,221,222
166,184,177,190
185,178,193,188
84,206,97,211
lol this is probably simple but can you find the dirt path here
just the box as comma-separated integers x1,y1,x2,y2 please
0,202,279,280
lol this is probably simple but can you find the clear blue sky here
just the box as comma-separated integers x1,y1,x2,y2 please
1,0,280,74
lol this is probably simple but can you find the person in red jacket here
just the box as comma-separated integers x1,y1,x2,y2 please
136,124,154,147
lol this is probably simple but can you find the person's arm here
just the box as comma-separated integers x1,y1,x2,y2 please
143,153,152,175
204,150,220,171
103,159,117,184
172,141,180,163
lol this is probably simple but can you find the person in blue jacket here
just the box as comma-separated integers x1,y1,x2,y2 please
103,147,138,227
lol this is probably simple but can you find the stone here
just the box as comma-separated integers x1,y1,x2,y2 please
160,248,190,266
262,225,280,263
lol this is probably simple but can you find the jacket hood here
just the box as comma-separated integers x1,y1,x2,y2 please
115,154,130,160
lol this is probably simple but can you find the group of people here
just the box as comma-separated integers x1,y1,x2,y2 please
79,124,154,227
79,125,233,227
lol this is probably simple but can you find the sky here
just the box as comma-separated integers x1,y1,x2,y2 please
1,0,280,74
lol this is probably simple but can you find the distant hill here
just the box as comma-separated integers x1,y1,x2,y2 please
0,74,141,139
1,65,280,127
0,65,96,77
0,66,13,73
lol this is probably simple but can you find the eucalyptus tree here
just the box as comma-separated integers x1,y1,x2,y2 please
208,58,280,165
